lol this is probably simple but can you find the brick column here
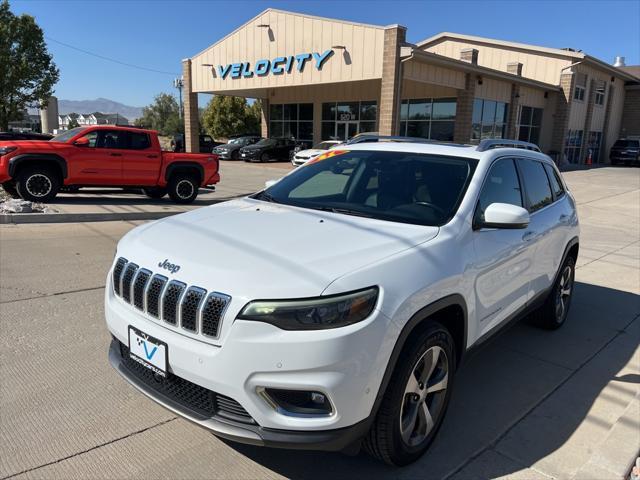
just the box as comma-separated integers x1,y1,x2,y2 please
453,73,476,143
378,25,406,136
579,78,596,164
550,72,575,161
260,96,269,138
182,59,199,153
505,84,521,139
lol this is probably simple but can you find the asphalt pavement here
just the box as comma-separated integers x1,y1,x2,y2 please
0,167,638,479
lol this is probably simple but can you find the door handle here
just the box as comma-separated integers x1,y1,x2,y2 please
522,231,536,242
109,152,122,157
146,154,158,158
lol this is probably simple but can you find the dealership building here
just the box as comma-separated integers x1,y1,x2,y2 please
181,9,640,164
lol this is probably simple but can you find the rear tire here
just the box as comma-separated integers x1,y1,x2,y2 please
15,166,60,202
531,256,575,330
261,152,270,162
167,174,199,204
1,182,21,199
143,187,167,199
363,322,456,466
231,150,239,160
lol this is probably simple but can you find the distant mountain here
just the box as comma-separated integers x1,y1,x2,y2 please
57,98,143,121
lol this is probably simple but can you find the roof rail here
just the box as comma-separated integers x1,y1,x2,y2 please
346,134,467,147
476,139,541,152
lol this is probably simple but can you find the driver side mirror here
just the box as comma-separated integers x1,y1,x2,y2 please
479,203,530,229
73,137,90,147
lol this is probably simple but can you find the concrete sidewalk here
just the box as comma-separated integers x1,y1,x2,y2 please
0,167,638,480
0,161,293,224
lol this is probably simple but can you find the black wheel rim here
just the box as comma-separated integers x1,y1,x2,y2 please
399,346,449,447
555,265,573,322
176,180,194,199
25,174,52,198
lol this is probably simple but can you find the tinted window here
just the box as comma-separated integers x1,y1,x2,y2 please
128,132,151,150
259,151,475,226
476,158,522,223
520,159,553,212
613,140,640,149
543,163,564,198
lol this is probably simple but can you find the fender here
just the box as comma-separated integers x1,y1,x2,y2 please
8,154,68,179
164,162,204,183
371,294,468,416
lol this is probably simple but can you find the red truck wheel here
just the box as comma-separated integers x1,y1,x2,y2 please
143,187,167,199
168,174,199,204
15,166,60,203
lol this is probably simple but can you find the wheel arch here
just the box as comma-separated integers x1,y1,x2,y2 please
9,154,68,179
372,294,468,417
165,162,204,184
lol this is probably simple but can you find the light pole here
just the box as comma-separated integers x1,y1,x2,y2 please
173,77,184,118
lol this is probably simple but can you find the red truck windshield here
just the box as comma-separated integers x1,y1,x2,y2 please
50,127,87,143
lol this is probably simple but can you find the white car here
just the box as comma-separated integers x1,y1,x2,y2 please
106,138,579,465
291,140,342,166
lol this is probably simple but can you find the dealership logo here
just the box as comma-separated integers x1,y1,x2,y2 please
216,50,334,80
158,259,180,274
136,337,158,361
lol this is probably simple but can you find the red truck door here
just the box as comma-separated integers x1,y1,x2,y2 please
68,129,124,184
120,131,161,186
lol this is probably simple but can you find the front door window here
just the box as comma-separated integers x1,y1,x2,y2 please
336,122,358,141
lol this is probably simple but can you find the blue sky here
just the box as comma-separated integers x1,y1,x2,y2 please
11,0,640,108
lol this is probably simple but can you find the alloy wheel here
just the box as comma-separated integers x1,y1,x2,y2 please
25,174,52,198
176,179,195,200
399,346,449,447
555,265,573,322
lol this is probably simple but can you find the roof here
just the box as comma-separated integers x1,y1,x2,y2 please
417,32,639,83
619,65,640,80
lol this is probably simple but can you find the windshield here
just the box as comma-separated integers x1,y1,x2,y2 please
312,141,337,150
257,150,476,226
614,140,640,148
255,138,276,147
50,127,87,143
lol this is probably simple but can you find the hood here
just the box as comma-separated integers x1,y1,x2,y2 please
0,140,57,149
296,149,325,157
117,198,439,302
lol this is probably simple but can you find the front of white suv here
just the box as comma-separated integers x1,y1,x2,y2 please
106,140,579,465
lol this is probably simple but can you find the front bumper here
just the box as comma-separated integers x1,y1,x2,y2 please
109,339,370,450
240,150,261,161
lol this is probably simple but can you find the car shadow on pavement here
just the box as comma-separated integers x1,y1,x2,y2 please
223,282,639,480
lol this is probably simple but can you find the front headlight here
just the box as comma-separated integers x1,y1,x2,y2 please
237,287,378,330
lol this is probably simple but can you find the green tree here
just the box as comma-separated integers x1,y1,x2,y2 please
135,93,183,135
245,99,262,135
67,117,79,129
0,0,59,130
201,96,261,140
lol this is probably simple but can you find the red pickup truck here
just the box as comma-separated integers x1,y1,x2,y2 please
0,126,219,204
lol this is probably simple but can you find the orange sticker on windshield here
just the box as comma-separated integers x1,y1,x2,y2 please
305,150,349,166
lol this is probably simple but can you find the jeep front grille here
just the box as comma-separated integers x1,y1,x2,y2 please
111,257,230,339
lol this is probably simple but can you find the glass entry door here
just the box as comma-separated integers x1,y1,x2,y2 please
336,122,358,141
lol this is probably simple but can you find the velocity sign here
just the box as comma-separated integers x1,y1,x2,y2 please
216,50,334,79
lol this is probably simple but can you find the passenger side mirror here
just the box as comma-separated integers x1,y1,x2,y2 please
74,137,90,147
480,203,530,229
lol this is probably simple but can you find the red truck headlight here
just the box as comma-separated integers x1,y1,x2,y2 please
0,147,17,156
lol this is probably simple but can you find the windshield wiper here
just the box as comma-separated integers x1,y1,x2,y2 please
315,206,374,218
254,191,278,203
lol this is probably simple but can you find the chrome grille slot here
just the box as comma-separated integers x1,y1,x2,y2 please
181,287,206,333
121,263,139,304
201,293,230,338
112,257,127,296
162,281,186,325
146,275,167,318
132,269,151,310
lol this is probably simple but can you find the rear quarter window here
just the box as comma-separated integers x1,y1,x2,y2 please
543,163,565,198
519,159,553,212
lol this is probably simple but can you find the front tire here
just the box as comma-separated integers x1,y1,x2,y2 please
167,174,199,204
15,166,60,202
364,323,455,465
260,152,270,162
231,150,239,160
532,256,575,329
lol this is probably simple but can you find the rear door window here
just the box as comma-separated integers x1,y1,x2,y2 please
519,159,553,212
127,132,151,150
96,130,127,149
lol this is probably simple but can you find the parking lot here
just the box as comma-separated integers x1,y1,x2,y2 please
0,166,638,479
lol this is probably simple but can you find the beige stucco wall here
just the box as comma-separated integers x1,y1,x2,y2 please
401,79,458,99
422,39,573,85
568,64,614,132
474,77,512,103
190,10,385,94
402,59,465,89
604,80,626,155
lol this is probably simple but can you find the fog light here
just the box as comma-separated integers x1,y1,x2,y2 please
259,388,333,416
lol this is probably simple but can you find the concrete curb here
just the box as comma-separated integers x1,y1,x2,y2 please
0,210,182,224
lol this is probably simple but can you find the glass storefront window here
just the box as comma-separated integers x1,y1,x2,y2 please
299,103,313,121
321,122,336,140
336,102,359,121
359,121,376,133
400,98,457,140
269,103,314,141
564,129,583,164
432,99,456,120
322,103,336,121
429,122,455,141
270,104,283,121
518,105,543,145
360,101,377,121
472,98,509,143
320,101,378,140
408,99,431,121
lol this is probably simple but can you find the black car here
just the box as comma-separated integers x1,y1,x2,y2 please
171,134,223,153
0,131,53,141
213,136,262,160
239,138,296,162
610,138,640,166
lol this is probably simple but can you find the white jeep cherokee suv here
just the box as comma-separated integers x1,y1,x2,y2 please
106,138,579,466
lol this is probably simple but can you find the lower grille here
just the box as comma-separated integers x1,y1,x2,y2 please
118,341,254,424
